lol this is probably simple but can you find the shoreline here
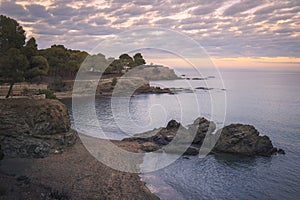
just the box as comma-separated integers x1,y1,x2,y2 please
0,136,159,200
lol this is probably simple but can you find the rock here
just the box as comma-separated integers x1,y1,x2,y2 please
97,77,172,96
0,99,77,158
124,118,216,155
213,124,280,156
124,117,284,157
187,117,216,145
17,175,30,185
195,87,213,90
277,148,285,154
127,65,179,80
192,78,207,80
0,144,3,160
166,120,180,130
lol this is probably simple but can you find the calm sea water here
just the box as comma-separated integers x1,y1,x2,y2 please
62,67,300,200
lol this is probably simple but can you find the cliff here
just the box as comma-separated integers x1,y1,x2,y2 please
127,65,179,80
0,99,77,158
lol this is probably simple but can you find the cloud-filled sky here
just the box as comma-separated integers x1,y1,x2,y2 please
0,0,299,67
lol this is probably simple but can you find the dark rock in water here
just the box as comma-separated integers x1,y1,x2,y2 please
213,124,280,157
187,117,216,145
124,118,216,156
0,99,77,158
277,148,285,154
195,87,213,90
192,77,207,80
124,117,284,157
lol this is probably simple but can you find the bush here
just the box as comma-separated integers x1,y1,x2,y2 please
21,88,33,96
111,77,117,86
49,77,65,92
38,89,57,99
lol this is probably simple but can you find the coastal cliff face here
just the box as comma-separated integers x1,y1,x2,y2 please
130,66,179,80
0,99,77,158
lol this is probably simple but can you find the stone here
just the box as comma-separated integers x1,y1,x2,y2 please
123,117,284,157
213,124,280,156
0,99,77,158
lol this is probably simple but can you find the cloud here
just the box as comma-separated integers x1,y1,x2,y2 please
0,1,28,19
191,1,224,15
0,0,299,58
223,0,266,16
26,4,50,19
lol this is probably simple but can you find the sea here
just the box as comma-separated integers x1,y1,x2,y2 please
61,67,300,200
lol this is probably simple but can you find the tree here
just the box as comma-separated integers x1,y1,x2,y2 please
25,55,49,82
0,15,49,97
22,37,38,59
119,53,133,66
133,53,146,66
0,15,26,54
40,45,88,77
0,48,29,98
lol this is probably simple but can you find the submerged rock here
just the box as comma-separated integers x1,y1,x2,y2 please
0,99,77,158
213,124,281,156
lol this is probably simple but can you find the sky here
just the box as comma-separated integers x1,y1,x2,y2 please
0,0,299,68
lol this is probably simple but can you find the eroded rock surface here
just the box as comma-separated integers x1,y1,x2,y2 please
0,99,77,158
213,124,284,156
124,117,284,157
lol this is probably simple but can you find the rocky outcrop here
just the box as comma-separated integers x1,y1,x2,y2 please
127,65,179,80
124,117,216,155
124,117,284,157
0,99,77,158
213,124,284,156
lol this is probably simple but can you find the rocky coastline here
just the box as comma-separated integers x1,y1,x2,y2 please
124,117,285,157
0,99,285,199
0,99,158,199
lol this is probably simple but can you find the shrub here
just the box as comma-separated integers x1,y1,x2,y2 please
38,89,57,99
111,77,117,86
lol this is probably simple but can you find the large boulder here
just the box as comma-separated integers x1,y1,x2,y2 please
213,124,282,156
0,99,77,158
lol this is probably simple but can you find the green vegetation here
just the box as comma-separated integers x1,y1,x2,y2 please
0,15,49,98
111,77,117,86
40,45,88,78
0,15,148,96
21,88,57,99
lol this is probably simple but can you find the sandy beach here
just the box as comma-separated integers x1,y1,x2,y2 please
0,138,158,200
